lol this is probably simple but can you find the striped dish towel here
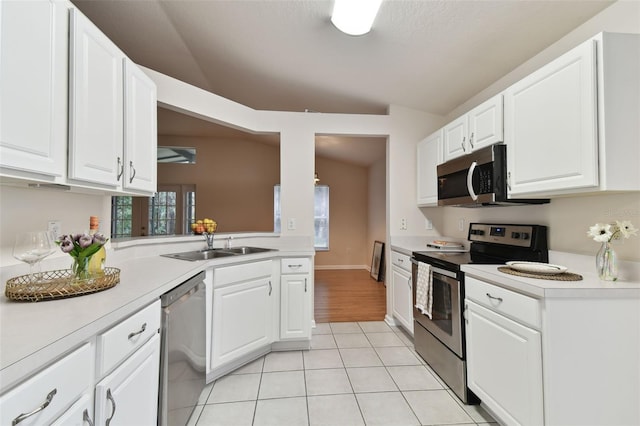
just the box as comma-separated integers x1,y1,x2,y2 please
414,262,433,319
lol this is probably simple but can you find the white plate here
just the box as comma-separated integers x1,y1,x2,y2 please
506,261,568,275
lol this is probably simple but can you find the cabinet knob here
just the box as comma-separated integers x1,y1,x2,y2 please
128,323,147,340
129,161,136,183
12,388,57,425
106,389,116,426
116,157,124,181
83,409,95,426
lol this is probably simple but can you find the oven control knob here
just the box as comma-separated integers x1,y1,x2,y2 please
511,232,521,239
470,229,485,236
521,232,530,240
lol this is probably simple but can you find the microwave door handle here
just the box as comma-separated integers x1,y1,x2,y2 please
467,161,478,201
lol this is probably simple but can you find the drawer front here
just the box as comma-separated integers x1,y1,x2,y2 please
213,260,273,287
281,258,311,274
465,277,541,329
96,300,161,377
391,251,411,271
0,344,92,426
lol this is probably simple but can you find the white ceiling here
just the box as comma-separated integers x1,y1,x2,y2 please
73,0,612,165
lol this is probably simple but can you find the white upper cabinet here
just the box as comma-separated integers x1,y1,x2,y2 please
123,59,157,194
443,94,503,162
505,32,640,197
68,8,125,187
0,0,68,179
416,130,442,206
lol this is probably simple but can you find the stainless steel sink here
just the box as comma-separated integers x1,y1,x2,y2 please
162,249,237,261
162,246,275,261
222,246,275,255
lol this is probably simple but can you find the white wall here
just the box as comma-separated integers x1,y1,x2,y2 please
367,156,386,270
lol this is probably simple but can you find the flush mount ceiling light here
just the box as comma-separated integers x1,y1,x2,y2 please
331,0,383,36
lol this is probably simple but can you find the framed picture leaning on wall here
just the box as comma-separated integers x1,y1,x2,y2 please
370,241,385,282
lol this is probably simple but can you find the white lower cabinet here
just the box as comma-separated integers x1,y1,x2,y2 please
390,251,413,335
210,261,275,371
465,275,640,425
50,393,93,426
95,333,161,426
280,258,312,340
466,299,543,426
0,343,92,426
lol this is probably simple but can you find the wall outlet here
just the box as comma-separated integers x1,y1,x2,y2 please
458,218,465,232
48,220,62,240
400,218,407,230
287,218,296,230
425,218,433,230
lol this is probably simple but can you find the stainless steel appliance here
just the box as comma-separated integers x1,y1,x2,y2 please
437,144,549,207
159,271,206,426
411,223,548,403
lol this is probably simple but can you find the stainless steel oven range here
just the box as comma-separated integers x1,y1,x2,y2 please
411,222,548,404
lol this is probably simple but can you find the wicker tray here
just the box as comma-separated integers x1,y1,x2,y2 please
5,268,120,302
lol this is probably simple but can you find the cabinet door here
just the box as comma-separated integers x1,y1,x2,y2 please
416,130,442,206
466,300,543,426
0,0,67,178
68,8,124,187
50,393,93,426
211,277,274,368
280,274,311,340
468,94,503,151
123,58,157,194
391,266,413,334
95,334,160,426
505,39,597,196
443,116,468,162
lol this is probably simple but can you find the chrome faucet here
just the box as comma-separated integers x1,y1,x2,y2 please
224,236,232,249
203,232,215,249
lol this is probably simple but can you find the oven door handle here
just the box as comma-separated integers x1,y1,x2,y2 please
411,259,458,280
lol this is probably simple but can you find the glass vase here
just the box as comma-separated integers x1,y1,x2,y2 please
596,242,618,281
72,256,92,282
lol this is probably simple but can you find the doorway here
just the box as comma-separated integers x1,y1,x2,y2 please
314,135,387,322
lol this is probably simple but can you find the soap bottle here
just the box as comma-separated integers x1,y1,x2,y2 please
88,216,106,275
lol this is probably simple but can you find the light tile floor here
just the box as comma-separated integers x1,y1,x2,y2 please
190,321,497,426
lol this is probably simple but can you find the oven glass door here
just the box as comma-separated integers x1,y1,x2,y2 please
413,263,463,358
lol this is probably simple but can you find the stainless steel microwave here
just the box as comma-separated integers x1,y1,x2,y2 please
437,144,549,207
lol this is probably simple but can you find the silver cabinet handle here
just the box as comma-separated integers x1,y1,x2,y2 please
407,276,412,288
12,388,57,425
469,132,474,148
507,171,512,191
460,138,467,152
304,278,307,292
287,264,303,268
128,323,147,339
83,409,95,426
486,293,503,302
116,157,124,181
397,258,403,263
128,161,136,183
106,389,116,426
268,280,272,296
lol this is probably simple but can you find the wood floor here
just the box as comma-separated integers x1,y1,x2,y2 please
313,269,387,323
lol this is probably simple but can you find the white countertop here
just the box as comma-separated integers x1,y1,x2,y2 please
462,251,640,298
0,246,311,392
389,236,468,256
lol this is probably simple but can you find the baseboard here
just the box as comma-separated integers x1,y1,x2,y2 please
384,314,398,327
314,264,369,270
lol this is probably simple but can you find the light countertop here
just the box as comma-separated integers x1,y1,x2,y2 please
0,247,310,392
462,251,640,298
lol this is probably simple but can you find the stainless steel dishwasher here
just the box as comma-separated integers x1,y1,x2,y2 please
159,271,206,426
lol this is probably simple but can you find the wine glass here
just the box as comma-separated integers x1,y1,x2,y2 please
12,231,56,282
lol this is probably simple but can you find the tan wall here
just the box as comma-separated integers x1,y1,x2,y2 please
157,135,280,233
314,157,369,268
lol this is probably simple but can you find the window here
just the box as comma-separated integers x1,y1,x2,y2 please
111,196,133,238
274,185,329,250
111,185,195,237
